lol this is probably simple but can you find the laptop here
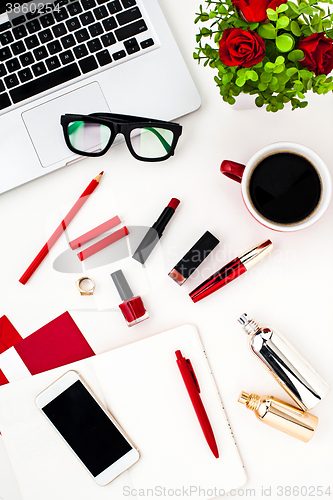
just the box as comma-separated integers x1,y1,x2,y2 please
0,0,201,193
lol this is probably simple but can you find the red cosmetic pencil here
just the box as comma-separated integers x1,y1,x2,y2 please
190,239,273,303
19,172,104,285
175,350,219,459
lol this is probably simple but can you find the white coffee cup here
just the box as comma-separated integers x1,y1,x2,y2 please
220,142,332,232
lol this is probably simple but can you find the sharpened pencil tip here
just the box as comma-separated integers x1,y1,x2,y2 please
95,172,104,182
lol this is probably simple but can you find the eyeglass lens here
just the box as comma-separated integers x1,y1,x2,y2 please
130,127,174,159
68,121,111,154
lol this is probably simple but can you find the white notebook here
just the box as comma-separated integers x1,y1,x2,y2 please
0,325,246,500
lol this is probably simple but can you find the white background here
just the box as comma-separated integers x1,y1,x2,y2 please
0,0,333,499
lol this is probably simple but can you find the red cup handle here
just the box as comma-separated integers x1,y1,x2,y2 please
220,160,246,184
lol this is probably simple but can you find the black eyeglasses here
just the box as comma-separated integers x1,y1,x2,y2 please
60,113,182,162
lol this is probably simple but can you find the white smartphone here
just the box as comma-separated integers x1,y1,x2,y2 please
35,370,140,486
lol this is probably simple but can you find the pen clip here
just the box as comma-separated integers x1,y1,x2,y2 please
186,359,200,393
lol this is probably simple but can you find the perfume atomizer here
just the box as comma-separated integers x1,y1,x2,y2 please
237,314,330,441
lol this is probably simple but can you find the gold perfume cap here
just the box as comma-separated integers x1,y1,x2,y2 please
238,391,261,411
238,391,250,405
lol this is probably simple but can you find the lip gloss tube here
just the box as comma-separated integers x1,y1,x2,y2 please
132,198,180,265
111,270,149,327
189,239,273,303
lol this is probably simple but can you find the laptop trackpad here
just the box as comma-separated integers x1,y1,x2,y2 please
22,82,110,168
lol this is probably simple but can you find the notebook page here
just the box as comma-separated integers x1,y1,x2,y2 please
92,324,246,499
0,359,134,500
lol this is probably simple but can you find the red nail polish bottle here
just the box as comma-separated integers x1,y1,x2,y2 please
111,270,149,327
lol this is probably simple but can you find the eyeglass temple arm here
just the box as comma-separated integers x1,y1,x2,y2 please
145,127,171,153
68,121,84,135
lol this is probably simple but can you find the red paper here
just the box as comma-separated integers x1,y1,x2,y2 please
0,315,22,354
0,369,9,386
14,312,95,375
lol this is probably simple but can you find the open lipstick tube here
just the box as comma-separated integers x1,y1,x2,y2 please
169,231,220,285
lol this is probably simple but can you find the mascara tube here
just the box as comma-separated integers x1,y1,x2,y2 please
132,198,180,264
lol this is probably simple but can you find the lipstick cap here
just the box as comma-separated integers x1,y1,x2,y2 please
169,231,220,285
111,270,134,302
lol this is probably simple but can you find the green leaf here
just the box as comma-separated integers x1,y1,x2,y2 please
246,70,259,81
277,4,289,13
261,71,273,82
288,2,301,14
258,23,277,39
277,71,290,84
290,20,301,36
277,16,290,29
222,72,234,84
234,18,251,28
265,61,276,72
288,49,304,61
218,5,228,14
269,82,280,91
255,95,265,107
275,56,285,65
274,64,285,73
298,3,314,15
267,8,278,21
286,67,298,76
258,82,269,91
237,68,247,77
236,77,246,87
299,69,313,79
201,27,212,36
276,33,295,52
322,20,332,29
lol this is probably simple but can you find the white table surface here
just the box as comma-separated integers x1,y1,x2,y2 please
1,0,333,499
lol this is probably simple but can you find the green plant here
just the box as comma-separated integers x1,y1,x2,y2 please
194,0,333,111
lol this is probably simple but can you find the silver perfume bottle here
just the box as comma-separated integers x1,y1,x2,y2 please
238,314,330,411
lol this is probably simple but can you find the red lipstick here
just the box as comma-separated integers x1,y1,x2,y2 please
132,198,180,264
190,239,273,303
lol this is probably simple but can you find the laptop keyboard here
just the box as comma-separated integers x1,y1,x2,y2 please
0,0,157,111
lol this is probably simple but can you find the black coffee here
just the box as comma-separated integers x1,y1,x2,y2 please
249,152,322,225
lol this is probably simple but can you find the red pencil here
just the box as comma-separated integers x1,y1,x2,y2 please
19,172,104,285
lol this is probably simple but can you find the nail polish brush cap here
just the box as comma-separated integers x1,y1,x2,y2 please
111,270,134,302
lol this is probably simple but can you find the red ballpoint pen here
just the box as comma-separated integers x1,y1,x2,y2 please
175,350,219,458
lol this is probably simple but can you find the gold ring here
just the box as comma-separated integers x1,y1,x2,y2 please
76,277,95,295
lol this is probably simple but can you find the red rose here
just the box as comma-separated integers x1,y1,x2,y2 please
298,33,333,76
232,0,287,22
219,28,265,67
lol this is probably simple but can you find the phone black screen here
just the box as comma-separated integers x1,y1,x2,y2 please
42,380,132,477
